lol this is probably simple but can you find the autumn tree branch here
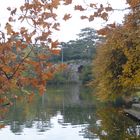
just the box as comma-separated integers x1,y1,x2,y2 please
0,67,10,79
9,45,34,79
82,0,140,12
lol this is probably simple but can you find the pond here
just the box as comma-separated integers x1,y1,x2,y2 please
0,84,140,140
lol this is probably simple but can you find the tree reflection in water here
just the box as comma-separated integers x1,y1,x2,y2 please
1,85,140,140
1,85,98,139
92,106,140,140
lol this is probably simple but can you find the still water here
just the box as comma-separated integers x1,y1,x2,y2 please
0,84,140,140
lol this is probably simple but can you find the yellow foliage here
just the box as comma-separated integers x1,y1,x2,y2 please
93,13,140,101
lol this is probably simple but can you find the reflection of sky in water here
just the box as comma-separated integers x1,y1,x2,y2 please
0,111,99,140
0,84,139,139
0,85,98,140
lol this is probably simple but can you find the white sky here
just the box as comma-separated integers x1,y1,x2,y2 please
0,0,129,42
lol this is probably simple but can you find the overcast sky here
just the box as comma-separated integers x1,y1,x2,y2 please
0,0,129,42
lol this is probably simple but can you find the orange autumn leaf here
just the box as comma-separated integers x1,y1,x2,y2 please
51,49,60,55
21,44,27,49
2,66,12,73
28,93,34,103
0,98,5,104
43,72,53,80
128,0,140,7
51,40,59,48
64,0,72,5
52,0,60,9
0,124,5,129
38,54,49,60
38,85,46,96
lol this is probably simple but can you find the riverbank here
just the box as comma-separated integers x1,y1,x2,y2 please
124,104,140,120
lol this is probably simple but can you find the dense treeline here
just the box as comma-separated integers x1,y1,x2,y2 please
50,28,99,62
93,1,140,101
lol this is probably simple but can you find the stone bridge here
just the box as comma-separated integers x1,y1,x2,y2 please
65,60,91,83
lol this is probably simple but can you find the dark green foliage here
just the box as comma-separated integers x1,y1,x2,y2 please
50,28,101,62
47,72,68,85
79,65,93,85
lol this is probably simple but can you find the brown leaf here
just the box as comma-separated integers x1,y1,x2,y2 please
107,22,116,28
52,0,60,9
25,35,31,43
20,6,24,12
75,5,85,11
101,12,108,21
64,0,72,5
100,4,103,8
20,27,27,34
41,31,51,41
98,6,104,13
94,12,98,17
7,7,11,11
90,3,97,8
80,16,88,20
89,15,94,22
63,14,71,21
52,23,60,31
0,124,5,129
5,23,13,35
11,8,17,16
51,40,59,48
105,6,113,12
8,17,14,22
97,27,110,35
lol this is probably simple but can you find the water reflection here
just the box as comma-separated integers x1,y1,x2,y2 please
94,106,140,140
0,84,99,140
0,85,140,140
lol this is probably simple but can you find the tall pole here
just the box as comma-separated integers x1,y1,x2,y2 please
61,46,63,64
